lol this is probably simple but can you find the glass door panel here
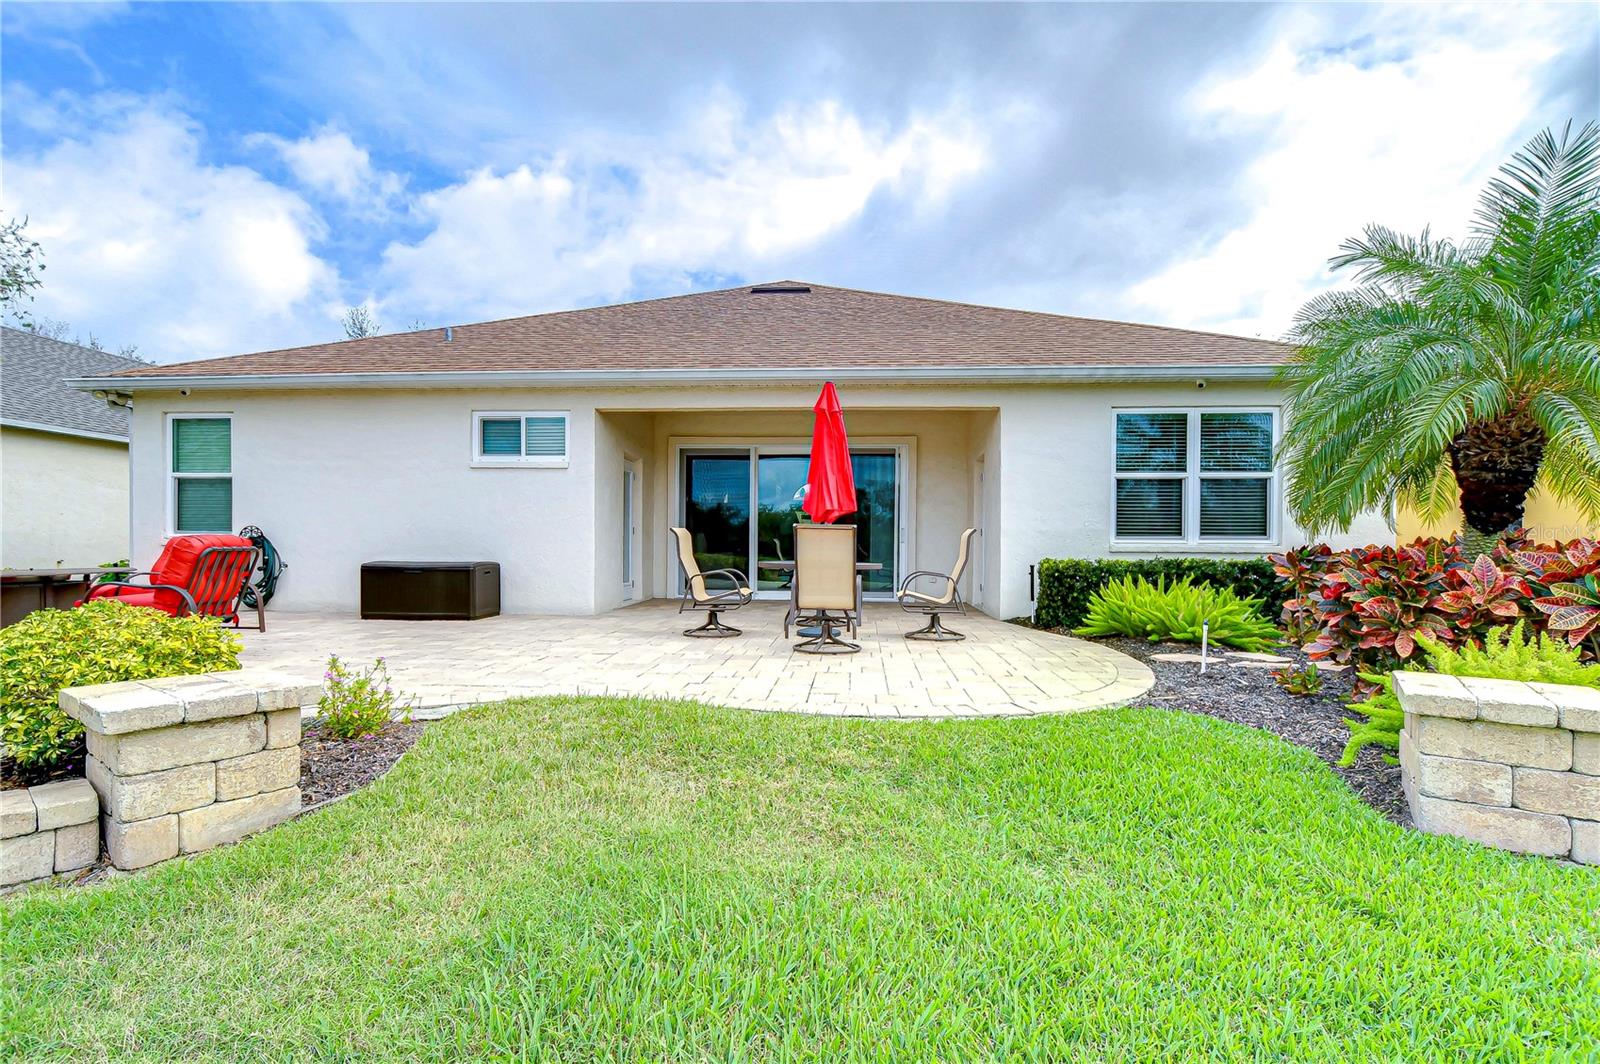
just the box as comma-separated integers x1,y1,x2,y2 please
683,454,751,579
756,455,808,591
683,447,900,597
850,452,897,593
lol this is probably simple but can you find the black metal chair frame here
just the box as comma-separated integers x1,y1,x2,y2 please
897,572,966,641
671,530,753,638
91,545,266,631
896,528,979,642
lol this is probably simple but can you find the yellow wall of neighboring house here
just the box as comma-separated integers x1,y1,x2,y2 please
1395,486,1600,544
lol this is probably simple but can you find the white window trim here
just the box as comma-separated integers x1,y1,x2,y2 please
1109,406,1280,550
166,412,234,537
470,410,570,468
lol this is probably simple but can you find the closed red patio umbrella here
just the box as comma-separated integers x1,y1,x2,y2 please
802,381,856,523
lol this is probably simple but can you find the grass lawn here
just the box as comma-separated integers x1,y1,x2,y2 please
4,698,1597,1060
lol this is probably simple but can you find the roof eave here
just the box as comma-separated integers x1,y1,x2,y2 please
0,417,130,443
70,364,1283,392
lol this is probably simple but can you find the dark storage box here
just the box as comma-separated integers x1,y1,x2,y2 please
360,561,501,620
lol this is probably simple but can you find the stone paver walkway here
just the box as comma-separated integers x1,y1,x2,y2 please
239,601,1153,719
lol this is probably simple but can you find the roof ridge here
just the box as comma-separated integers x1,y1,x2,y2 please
799,282,1294,349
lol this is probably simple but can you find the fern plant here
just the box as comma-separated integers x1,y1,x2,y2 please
1416,620,1600,687
1338,671,1406,766
1073,576,1281,652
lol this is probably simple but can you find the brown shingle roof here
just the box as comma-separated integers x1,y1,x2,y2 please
108,281,1290,380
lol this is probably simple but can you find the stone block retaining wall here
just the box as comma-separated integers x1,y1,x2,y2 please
1,778,99,887
1396,672,1599,865
62,670,320,871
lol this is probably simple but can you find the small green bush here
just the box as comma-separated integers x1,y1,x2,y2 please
1417,621,1600,687
0,600,242,769
318,656,411,739
1273,663,1325,696
1073,575,1282,651
1338,672,1406,766
1036,557,1282,629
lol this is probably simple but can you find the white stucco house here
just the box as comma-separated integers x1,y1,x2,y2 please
1,328,143,569
72,281,1388,619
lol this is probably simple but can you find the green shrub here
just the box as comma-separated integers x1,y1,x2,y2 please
1338,672,1406,766
1417,621,1600,687
1036,557,1282,629
0,600,242,770
1073,576,1282,651
318,656,411,739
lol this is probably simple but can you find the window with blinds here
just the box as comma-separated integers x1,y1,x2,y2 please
473,411,569,465
170,415,232,533
1113,409,1276,542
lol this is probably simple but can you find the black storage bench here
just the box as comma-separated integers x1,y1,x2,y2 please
360,561,501,620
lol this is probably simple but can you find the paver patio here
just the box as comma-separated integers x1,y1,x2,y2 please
238,601,1153,719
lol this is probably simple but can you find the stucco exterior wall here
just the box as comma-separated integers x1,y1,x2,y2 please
1,425,130,568
127,380,1389,618
1397,490,1599,545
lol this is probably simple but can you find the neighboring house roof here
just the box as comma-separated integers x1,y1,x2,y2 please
1,328,144,440
91,282,1293,388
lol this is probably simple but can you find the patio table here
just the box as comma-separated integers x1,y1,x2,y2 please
1,567,135,627
757,560,883,636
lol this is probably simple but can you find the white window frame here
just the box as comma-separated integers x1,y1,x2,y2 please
166,412,234,537
470,410,570,468
1110,407,1280,550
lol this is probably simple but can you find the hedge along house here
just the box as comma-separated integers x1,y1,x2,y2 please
73,282,1391,621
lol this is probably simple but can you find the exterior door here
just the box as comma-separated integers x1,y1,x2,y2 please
622,461,640,601
680,447,901,598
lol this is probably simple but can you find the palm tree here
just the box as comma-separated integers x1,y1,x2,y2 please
1278,122,1600,539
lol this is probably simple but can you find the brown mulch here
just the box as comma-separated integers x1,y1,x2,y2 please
1054,631,1408,824
1,747,85,791
299,720,427,807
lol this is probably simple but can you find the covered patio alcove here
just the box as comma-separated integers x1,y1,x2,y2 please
591,398,1001,617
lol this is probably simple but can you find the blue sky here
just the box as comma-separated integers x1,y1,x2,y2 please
2,2,1595,362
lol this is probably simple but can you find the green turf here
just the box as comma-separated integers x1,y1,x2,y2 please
3,699,1597,1060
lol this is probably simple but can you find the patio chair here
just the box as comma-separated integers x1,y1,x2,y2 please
670,526,753,637
82,534,266,631
897,527,979,641
790,523,861,654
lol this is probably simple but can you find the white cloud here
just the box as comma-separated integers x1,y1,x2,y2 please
246,125,403,212
1125,4,1585,338
378,96,987,321
2,93,340,357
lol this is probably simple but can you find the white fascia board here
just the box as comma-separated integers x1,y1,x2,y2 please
69,363,1280,392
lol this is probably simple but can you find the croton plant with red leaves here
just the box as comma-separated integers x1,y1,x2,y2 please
1509,539,1600,654
1280,533,1599,692
1304,540,1464,669
1433,553,1531,631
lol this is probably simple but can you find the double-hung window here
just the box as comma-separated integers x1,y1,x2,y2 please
472,411,569,466
169,414,233,534
1113,409,1277,544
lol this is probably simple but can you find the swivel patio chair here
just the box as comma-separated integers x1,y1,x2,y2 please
897,527,978,641
82,534,265,631
670,526,753,637
789,523,861,654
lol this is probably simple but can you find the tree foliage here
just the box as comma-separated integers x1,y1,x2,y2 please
1278,122,1600,535
0,215,45,326
341,305,380,339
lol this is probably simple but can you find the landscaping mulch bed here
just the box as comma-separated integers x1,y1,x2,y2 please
1083,634,1407,824
299,721,427,807
0,746,84,792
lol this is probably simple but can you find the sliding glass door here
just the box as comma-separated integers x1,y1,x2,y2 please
682,447,900,596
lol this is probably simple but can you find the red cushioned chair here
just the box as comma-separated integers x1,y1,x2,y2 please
83,534,265,631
